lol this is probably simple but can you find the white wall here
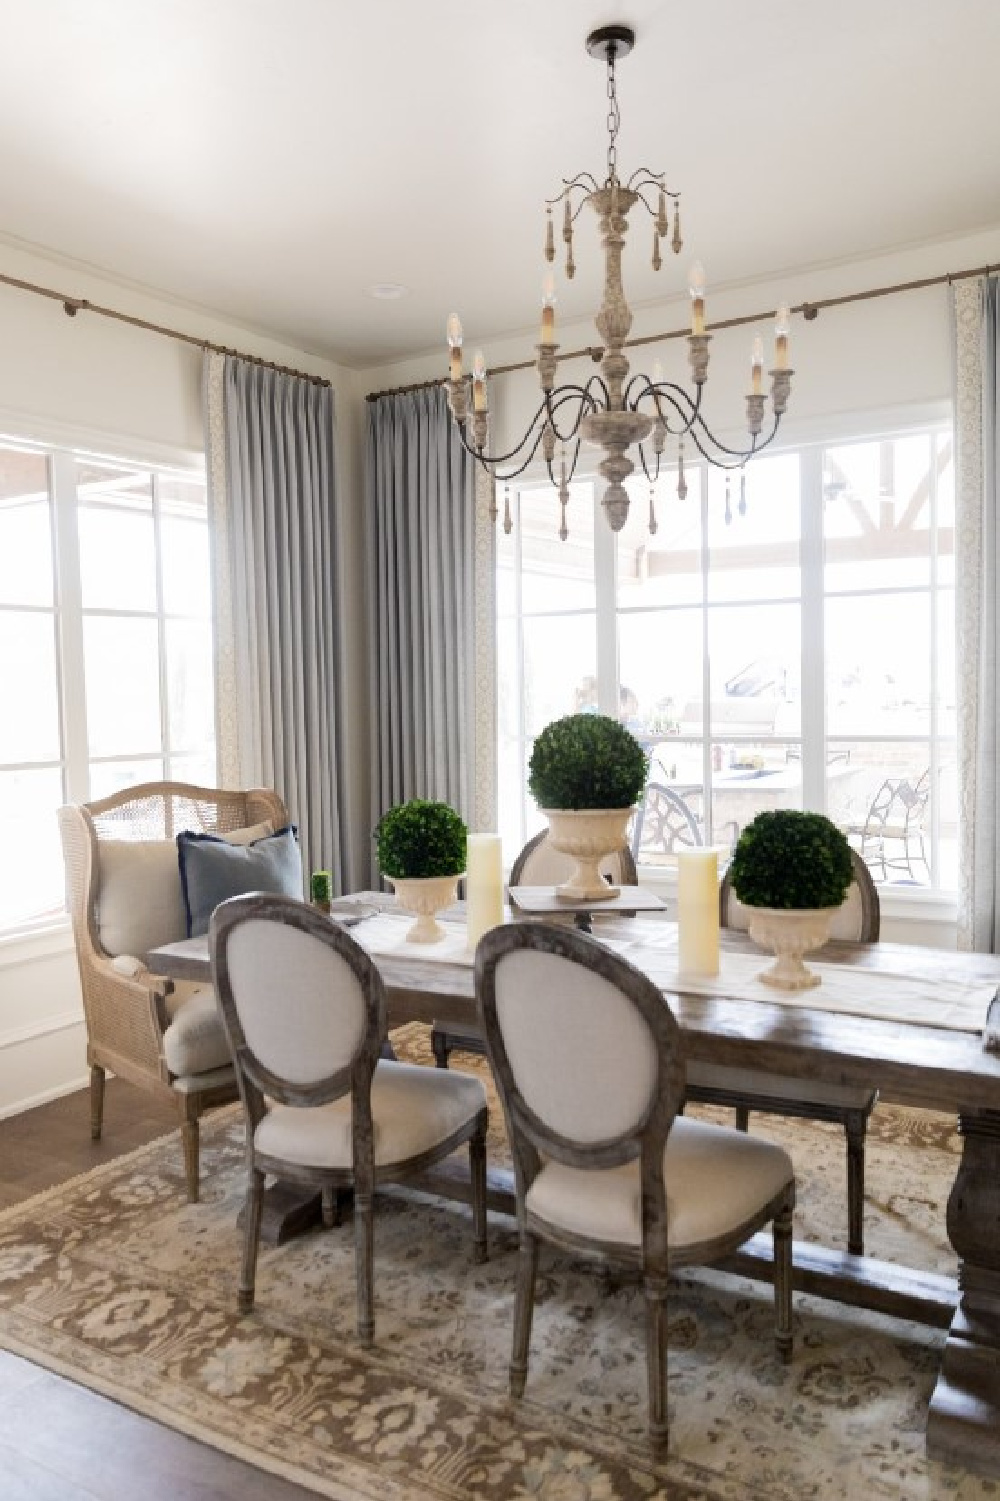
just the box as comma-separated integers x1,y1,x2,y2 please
0,238,370,1115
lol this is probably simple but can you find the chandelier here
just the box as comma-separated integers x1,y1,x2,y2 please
444,23,793,539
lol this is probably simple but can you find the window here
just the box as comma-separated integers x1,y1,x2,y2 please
497,423,955,891
0,441,215,934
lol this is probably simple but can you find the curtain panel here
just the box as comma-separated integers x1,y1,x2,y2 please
204,352,349,888
954,276,1000,949
366,387,493,877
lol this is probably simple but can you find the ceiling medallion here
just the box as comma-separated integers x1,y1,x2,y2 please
444,24,793,538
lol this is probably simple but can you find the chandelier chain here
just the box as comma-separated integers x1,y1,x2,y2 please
606,48,620,184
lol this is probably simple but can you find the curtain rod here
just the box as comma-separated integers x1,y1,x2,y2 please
0,267,332,389
366,259,999,402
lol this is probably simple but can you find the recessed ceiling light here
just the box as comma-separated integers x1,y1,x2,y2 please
367,283,409,301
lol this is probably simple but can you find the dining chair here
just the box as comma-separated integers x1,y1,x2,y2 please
211,893,488,1344
684,847,879,1256
846,770,930,883
58,779,290,1201
475,921,794,1450
429,829,637,1068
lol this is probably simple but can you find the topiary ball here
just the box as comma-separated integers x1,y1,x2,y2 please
528,713,649,810
729,809,853,910
375,799,467,880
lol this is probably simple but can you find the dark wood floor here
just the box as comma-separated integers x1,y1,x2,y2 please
0,1080,321,1499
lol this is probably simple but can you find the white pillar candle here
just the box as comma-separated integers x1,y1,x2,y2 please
677,849,720,977
466,833,504,950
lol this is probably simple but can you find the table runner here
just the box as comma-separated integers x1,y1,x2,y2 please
355,912,993,1035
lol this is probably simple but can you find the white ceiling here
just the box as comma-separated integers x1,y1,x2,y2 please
0,0,998,369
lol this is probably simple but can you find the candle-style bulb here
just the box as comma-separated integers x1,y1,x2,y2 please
446,313,463,348
775,304,790,371
652,357,664,385
689,261,707,336
751,336,764,396
540,272,556,346
473,350,486,382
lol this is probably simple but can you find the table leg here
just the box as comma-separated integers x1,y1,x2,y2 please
927,1109,1000,1477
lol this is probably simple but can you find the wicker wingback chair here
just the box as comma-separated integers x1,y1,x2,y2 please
58,780,290,1201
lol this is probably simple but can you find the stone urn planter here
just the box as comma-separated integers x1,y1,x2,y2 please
388,874,463,944
743,906,837,991
543,807,634,901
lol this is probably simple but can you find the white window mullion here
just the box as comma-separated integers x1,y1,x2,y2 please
595,482,618,717
50,450,89,803
800,445,826,812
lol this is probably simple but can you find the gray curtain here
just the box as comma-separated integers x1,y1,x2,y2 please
366,386,476,875
205,353,349,890
955,276,1000,949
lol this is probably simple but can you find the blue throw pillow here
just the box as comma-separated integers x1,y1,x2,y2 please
177,826,304,937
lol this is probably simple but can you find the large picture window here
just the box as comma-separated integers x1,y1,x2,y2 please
0,440,215,934
497,424,955,893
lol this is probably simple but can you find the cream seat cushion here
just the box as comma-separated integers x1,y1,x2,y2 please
254,1062,487,1170
686,1060,875,1111
525,1116,793,1254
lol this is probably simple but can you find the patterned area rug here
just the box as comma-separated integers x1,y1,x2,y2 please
0,1025,996,1501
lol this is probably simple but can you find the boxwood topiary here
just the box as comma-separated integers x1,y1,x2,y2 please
729,810,853,910
528,713,649,810
375,799,467,880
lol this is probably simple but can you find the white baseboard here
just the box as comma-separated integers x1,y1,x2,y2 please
0,1071,90,1121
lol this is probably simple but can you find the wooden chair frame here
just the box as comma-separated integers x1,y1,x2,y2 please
211,893,488,1345
58,780,289,1201
475,921,793,1449
685,847,879,1256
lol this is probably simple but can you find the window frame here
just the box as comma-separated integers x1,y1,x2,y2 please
0,430,214,940
497,412,956,906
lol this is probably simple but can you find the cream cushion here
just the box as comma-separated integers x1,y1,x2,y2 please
97,840,187,958
254,1062,487,1170
686,1060,875,1111
163,985,232,1076
525,1116,793,1254
96,822,276,958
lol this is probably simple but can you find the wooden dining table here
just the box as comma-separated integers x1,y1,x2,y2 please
148,895,1000,1479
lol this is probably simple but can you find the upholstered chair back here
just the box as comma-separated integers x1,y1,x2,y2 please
720,847,879,943
211,894,384,1112
509,829,638,889
476,924,683,1170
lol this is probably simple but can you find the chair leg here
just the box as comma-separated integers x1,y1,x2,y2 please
431,1028,451,1068
644,1272,670,1451
469,1116,488,1264
238,1168,266,1314
180,1103,200,1204
845,1111,867,1257
355,1190,375,1347
510,1230,539,1398
735,1105,750,1132
90,1065,106,1141
321,1185,341,1228
773,1198,794,1363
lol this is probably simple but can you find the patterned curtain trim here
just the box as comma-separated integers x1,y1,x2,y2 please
472,466,498,832
204,351,241,788
953,278,986,948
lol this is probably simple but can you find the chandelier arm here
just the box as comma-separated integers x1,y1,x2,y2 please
689,411,775,461
627,377,701,436
627,169,679,196
452,413,545,470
